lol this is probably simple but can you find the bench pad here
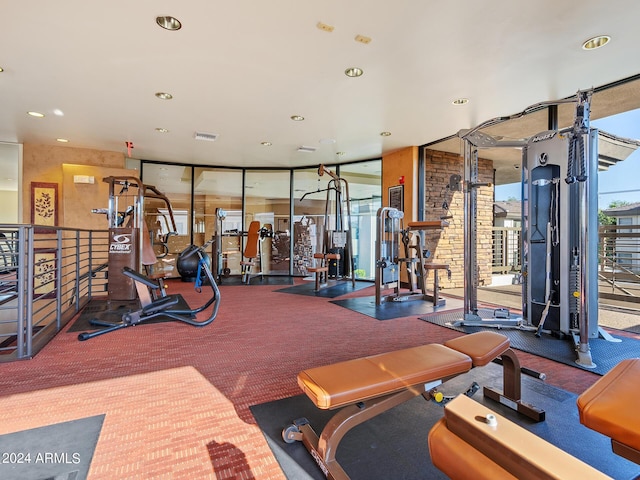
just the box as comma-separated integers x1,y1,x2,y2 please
577,358,640,454
429,418,517,480
298,343,471,409
445,331,510,367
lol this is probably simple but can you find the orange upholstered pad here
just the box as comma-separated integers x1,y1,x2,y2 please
438,394,612,480
297,343,471,409
406,220,449,229
444,331,510,367
577,358,640,453
428,418,518,480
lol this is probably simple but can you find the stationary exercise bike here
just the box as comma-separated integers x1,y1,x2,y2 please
78,240,220,341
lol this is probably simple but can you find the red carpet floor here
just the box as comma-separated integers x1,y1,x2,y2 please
0,278,636,479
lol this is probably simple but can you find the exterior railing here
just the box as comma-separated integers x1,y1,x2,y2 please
0,224,109,361
492,227,521,274
491,224,640,303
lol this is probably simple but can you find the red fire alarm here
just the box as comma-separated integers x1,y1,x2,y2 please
398,175,405,185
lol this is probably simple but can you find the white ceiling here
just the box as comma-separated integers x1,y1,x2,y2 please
2,1,640,186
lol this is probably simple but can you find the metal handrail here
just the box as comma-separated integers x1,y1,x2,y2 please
0,224,109,361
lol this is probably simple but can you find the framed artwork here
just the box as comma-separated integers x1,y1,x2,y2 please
31,182,58,231
33,248,57,299
388,185,404,211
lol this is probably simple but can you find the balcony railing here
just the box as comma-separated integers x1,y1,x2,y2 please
491,224,640,303
0,224,108,361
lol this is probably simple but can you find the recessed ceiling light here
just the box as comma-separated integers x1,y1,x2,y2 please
155,92,173,100
156,16,182,31
345,67,363,78
452,98,469,105
336,152,345,156
53,109,64,116
261,141,272,146
582,35,610,50
354,35,371,45
27,111,45,118
155,128,169,133
291,115,304,121
316,22,334,33
0,67,4,73
380,131,391,137
56,138,69,143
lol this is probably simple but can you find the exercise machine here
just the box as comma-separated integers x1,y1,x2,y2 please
456,91,616,367
315,165,356,288
92,176,177,301
375,206,450,306
78,239,220,340
240,220,263,284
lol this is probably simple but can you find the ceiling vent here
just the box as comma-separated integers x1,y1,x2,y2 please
297,145,316,153
194,132,219,142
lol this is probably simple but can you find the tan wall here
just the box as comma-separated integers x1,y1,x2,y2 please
22,144,125,225
61,164,138,230
382,146,418,221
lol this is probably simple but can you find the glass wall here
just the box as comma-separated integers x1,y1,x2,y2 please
193,168,243,278
292,167,336,276
338,161,382,280
140,160,381,280
141,164,193,276
244,170,291,276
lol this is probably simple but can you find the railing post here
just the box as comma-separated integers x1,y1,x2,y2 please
25,227,35,359
75,229,82,311
56,229,63,329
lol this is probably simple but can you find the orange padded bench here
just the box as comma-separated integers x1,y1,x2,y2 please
283,331,544,480
577,358,640,465
429,394,611,480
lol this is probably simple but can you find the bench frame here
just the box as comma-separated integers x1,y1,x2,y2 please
283,333,544,480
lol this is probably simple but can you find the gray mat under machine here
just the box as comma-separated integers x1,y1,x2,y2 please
454,90,619,368
375,206,449,307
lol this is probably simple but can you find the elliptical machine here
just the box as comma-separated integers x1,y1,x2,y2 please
78,240,220,341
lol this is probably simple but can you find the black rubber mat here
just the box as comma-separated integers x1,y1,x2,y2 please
68,296,192,332
251,362,639,480
330,295,463,320
420,308,640,376
275,280,371,298
0,414,104,480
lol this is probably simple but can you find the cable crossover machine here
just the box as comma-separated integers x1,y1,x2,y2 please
455,90,619,368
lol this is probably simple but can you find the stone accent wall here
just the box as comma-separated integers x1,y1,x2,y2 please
423,149,494,289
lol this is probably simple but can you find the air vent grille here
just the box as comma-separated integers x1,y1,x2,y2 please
297,145,316,153
194,132,219,142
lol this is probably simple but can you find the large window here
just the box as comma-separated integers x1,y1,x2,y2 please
140,160,382,279
245,170,291,276
193,168,243,277
338,161,382,280
141,164,192,274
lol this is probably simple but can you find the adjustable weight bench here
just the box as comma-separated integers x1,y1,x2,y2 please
283,331,544,480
